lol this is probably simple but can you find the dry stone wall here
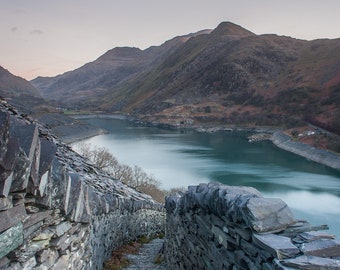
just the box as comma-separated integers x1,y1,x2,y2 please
0,99,165,270
164,183,340,269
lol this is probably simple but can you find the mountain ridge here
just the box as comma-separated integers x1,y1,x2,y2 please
31,21,340,136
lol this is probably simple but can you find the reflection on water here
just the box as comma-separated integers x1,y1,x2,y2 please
75,118,340,236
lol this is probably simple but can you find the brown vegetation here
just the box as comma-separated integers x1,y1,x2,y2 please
286,126,340,153
103,241,141,270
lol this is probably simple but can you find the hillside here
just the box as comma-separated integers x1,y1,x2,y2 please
31,22,340,136
0,66,40,98
0,66,104,142
32,30,211,107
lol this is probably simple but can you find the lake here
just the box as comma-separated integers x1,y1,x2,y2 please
74,117,340,236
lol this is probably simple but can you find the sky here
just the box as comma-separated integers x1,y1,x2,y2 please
1,0,340,80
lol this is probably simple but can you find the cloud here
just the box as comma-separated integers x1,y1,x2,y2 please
30,29,44,35
11,27,18,32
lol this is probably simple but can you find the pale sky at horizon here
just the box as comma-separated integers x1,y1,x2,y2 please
1,0,340,80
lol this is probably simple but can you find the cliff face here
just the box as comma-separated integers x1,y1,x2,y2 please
31,22,340,134
0,99,165,269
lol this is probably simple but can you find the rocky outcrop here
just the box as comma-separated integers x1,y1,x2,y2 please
0,99,165,269
164,183,340,269
271,131,340,170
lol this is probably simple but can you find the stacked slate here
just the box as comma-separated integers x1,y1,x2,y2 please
0,99,165,270
164,182,340,269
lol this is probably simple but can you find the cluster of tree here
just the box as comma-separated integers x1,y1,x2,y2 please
75,143,185,203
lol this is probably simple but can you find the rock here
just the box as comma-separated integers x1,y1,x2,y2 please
10,149,31,192
12,239,49,263
25,205,40,214
51,221,72,237
12,193,26,206
0,205,27,233
281,255,340,269
27,140,41,195
253,233,300,259
297,231,336,242
0,172,13,197
21,255,37,269
54,252,70,269
32,229,54,241
38,170,50,197
244,197,296,233
0,256,10,268
23,210,52,229
36,248,59,266
301,238,340,257
0,223,23,259
0,138,19,173
49,157,68,209
0,196,12,211
9,123,38,163
39,138,57,177
64,173,81,216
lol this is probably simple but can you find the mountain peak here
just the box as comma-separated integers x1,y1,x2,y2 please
211,21,255,38
97,47,143,62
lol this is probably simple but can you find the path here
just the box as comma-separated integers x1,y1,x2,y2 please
122,238,167,270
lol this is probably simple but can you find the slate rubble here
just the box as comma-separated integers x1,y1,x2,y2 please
164,182,340,269
0,99,165,270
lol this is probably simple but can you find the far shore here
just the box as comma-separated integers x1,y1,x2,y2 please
63,114,340,171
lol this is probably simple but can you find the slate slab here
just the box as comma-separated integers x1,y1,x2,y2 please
0,205,27,233
39,138,57,177
9,123,38,163
23,210,52,229
253,233,300,259
297,231,336,242
0,172,13,197
10,149,31,192
245,197,296,233
0,223,23,259
0,138,19,172
301,238,340,257
281,255,340,269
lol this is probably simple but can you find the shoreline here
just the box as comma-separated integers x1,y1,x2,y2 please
63,114,340,171
271,131,340,170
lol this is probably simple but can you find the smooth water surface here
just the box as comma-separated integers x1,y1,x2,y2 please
75,117,340,236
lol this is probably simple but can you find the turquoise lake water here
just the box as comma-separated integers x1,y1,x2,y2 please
74,117,340,236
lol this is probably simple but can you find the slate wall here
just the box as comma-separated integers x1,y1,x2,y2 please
164,183,340,269
0,100,165,270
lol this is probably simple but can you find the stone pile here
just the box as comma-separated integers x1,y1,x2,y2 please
0,99,165,270
164,182,340,269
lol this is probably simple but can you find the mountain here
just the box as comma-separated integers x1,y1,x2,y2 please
32,29,211,107
31,22,340,135
0,66,105,141
0,65,51,113
0,66,40,98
